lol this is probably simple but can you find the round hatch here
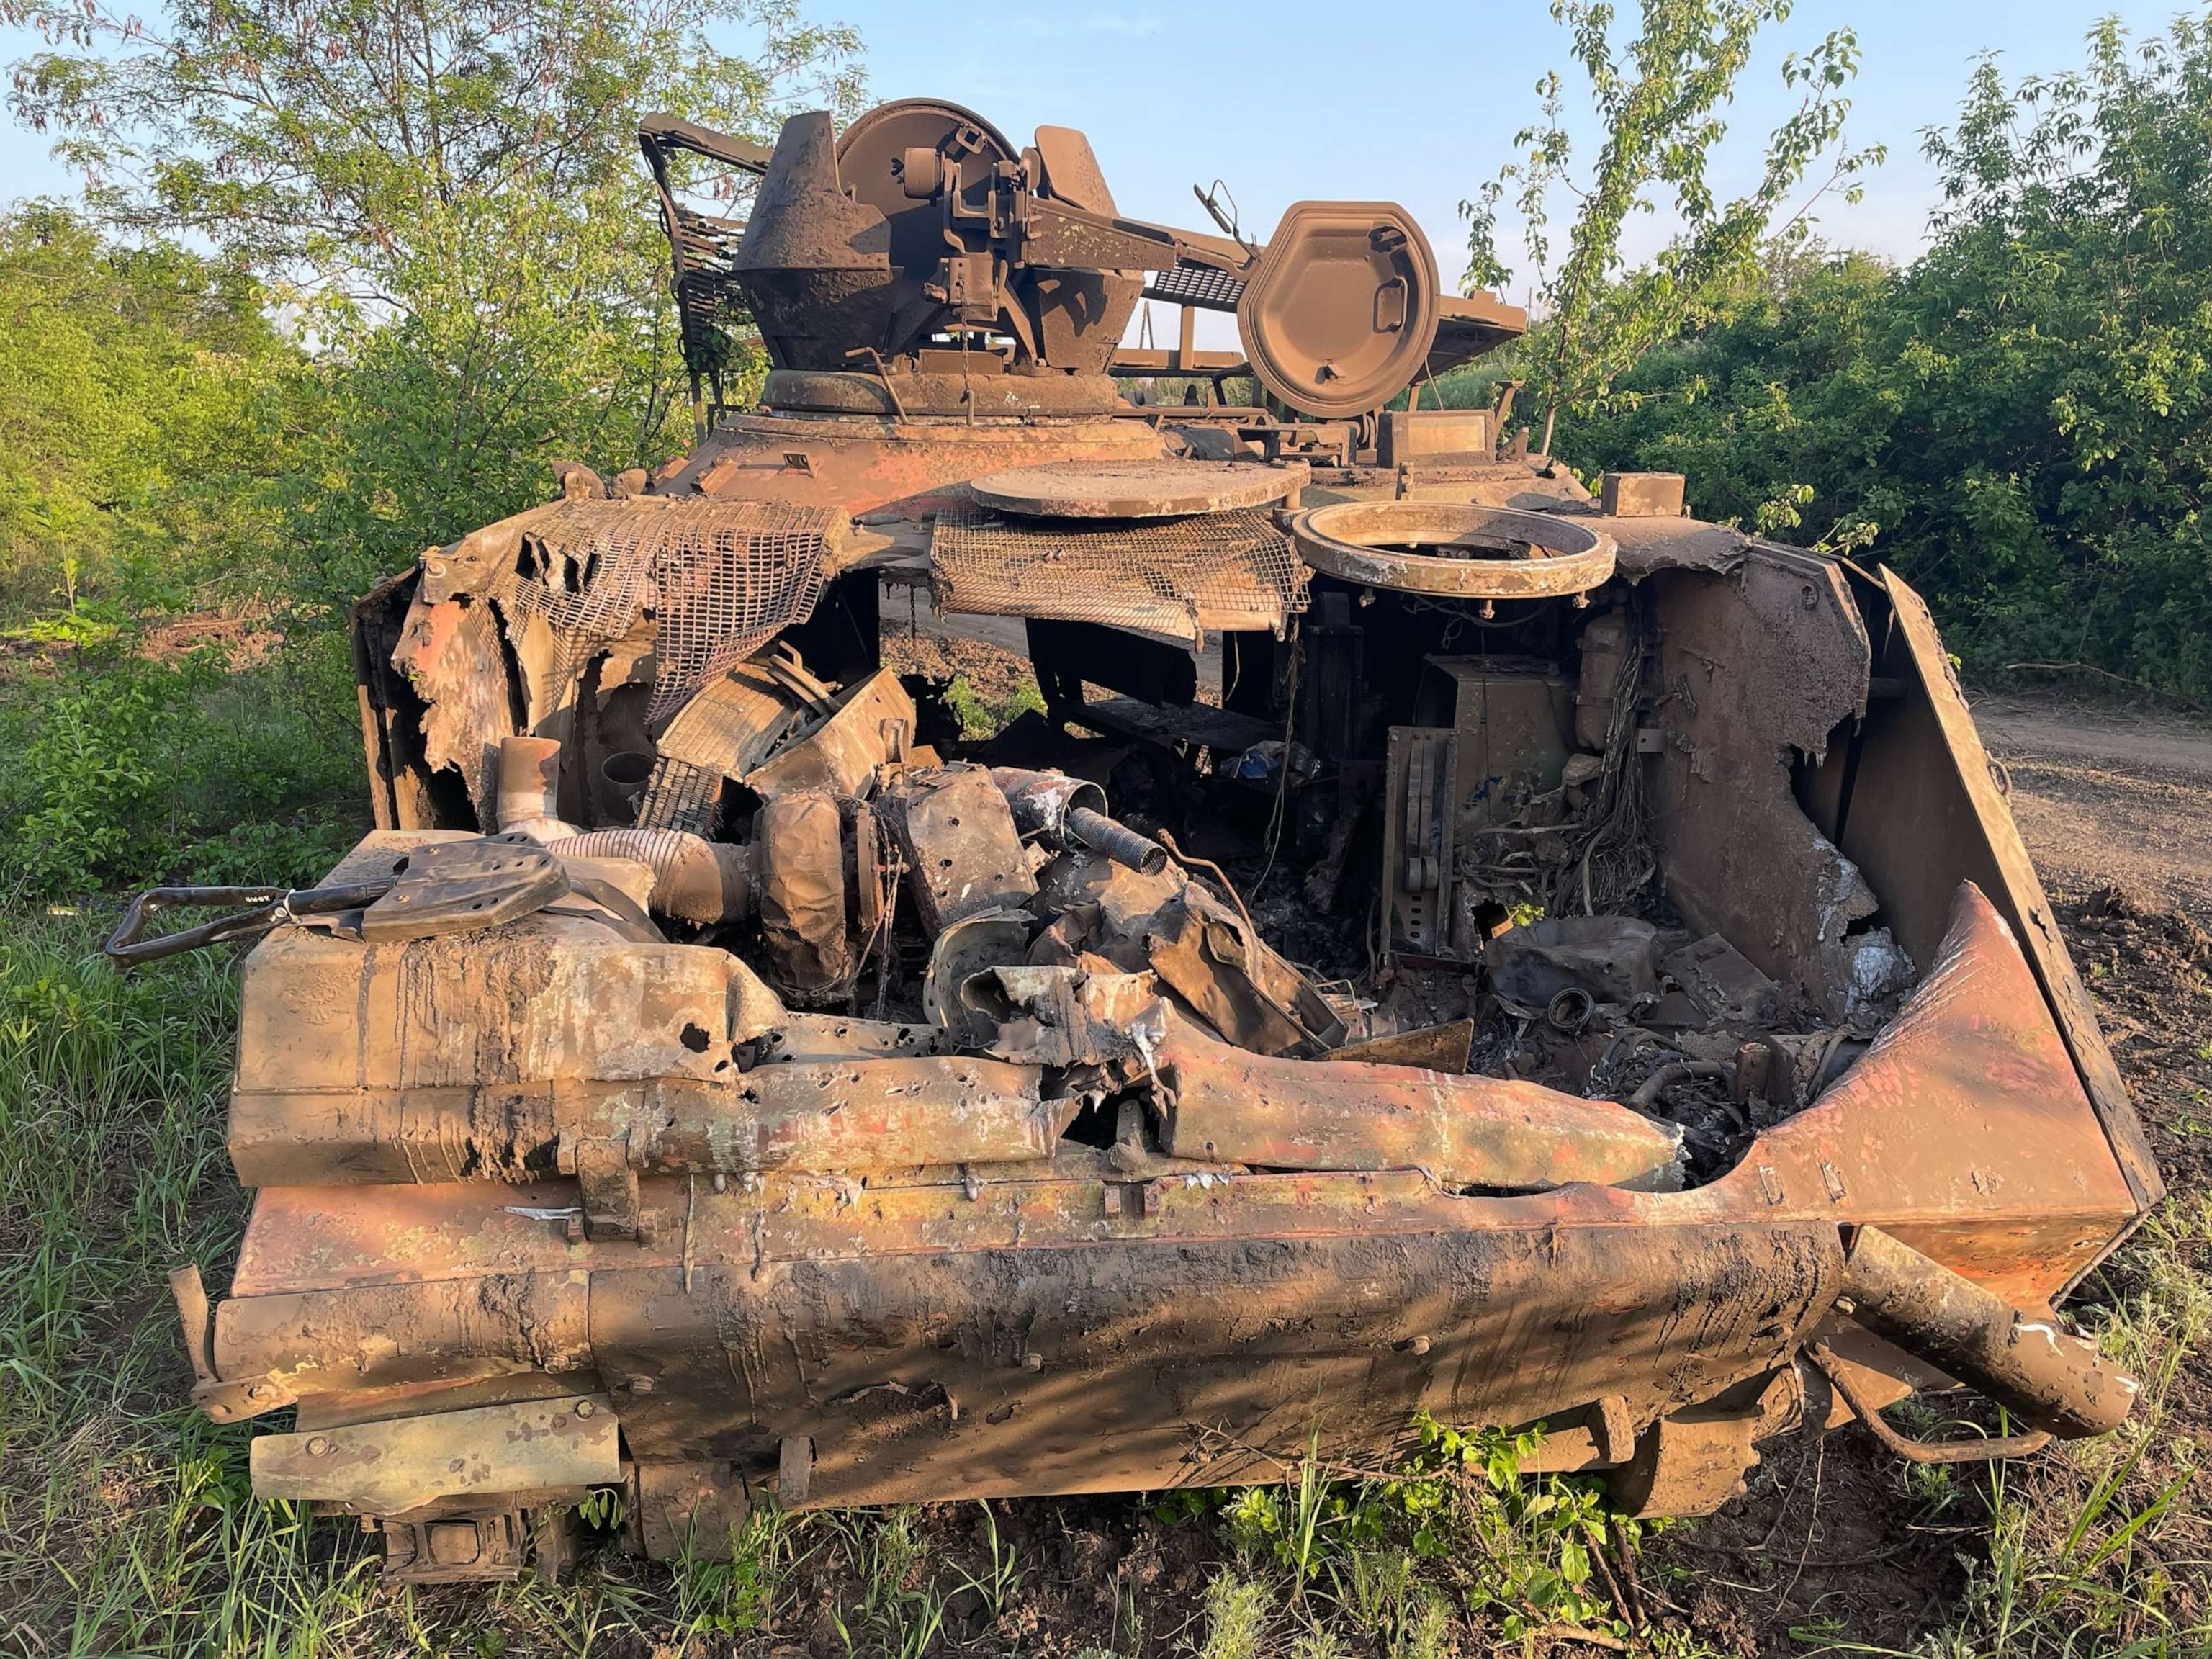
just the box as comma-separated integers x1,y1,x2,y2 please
1287,502,1617,598
966,458,1309,519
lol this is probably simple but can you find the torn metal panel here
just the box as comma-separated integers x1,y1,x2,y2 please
881,765,1038,934
745,667,914,801
1161,1019,1684,1192
964,966,1168,1071
1644,548,1875,1017
1797,567,2160,1212
392,595,514,825
1328,1020,1475,1072
921,909,1034,1045
1486,917,1663,1009
1671,882,2140,1305
1141,886,1346,1056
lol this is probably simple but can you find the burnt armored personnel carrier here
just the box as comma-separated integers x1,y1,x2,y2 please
119,99,2156,1582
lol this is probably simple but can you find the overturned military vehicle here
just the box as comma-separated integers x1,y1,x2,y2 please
123,99,2157,1582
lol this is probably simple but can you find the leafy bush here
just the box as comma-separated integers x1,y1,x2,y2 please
0,643,363,896
1558,15,2212,701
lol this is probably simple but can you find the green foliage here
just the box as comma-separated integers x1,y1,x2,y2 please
0,207,299,616
0,644,362,896
1562,12,2212,700
1197,1571,1275,1659
945,669,1048,739
0,0,866,898
1210,1419,1641,1650
819,1506,948,1658
6,0,863,601
670,1503,797,1636
1463,0,1881,431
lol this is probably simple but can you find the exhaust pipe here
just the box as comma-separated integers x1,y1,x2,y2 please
495,737,746,924
1835,1224,2137,1439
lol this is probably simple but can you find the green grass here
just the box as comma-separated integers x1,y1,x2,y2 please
945,670,1046,741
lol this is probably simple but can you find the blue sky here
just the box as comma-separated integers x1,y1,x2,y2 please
0,0,2177,316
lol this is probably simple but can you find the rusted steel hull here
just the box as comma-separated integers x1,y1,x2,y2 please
202,878,2141,1517
1161,1022,1685,1191
249,100,2158,1572
312,485,2156,1559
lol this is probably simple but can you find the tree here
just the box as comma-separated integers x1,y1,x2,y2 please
0,205,299,623
1561,13,2212,701
4,0,863,594
1462,0,1881,448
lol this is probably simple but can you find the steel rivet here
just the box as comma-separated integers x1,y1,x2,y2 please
305,1436,331,1457
574,1401,597,1418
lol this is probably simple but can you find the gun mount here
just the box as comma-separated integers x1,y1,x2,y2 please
639,101,1523,426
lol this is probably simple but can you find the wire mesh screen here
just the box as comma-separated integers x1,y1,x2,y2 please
667,204,750,381
930,503,1307,640
491,498,833,725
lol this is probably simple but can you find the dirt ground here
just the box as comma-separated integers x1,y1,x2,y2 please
1979,695,2212,914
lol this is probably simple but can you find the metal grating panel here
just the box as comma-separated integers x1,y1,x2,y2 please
490,498,832,726
930,503,1306,640
633,759,724,835
1144,266,1248,311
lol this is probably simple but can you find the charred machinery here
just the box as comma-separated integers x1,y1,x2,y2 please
120,99,2158,1583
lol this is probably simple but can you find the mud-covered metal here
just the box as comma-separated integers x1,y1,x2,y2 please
1161,1018,1686,1191
252,1394,621,1514
968,459,1308,519
146,94,2162,1583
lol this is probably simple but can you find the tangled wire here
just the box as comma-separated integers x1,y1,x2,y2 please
1546,606,1656,918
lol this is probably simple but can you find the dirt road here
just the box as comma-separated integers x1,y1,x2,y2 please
1977,694,2212,911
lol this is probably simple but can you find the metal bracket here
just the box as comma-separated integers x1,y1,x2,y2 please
169,1262,297,1422
567,1136,646,1244
1809,1342,2051,1465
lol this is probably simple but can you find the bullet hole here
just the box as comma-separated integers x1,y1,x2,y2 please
680,1023,711,1052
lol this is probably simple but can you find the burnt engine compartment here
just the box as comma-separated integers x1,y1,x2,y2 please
354,475,1928,1202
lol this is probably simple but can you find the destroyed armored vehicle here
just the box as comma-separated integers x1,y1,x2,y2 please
121,99,2157,1582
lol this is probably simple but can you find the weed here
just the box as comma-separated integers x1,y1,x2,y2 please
668,1503,796,1637
1812,1193,2212,1657
945,669,1046,739
1195,1570,1274,1659
950,1500,1022,1626
819,1506,948,1658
